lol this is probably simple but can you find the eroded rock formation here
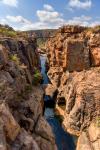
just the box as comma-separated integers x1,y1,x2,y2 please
0,36,57,150
46,25,100,150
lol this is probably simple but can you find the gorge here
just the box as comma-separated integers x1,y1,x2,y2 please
40,54,75,150
0,24,100,150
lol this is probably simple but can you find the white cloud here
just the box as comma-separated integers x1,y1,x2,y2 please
37,10,64,23
90,21,100,27
1,14,100,31
66,15,92,26
0,3,99,31
1,0,18,7
69,0,92,9
43,4,54,11
36,4,65,26
0,4,65,30
6,16,32,24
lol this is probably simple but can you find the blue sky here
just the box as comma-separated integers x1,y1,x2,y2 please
0,0,100,30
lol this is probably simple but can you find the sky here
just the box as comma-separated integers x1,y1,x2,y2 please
0,0,100,31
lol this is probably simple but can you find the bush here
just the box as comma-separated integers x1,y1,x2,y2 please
32,68,42,85
0,27,17,37
9,54,20,65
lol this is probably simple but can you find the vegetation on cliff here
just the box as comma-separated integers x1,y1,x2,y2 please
0,24,57,150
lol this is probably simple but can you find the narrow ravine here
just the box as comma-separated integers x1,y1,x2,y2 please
40,54,76,150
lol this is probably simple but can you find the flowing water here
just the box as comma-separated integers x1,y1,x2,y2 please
40,54,76,150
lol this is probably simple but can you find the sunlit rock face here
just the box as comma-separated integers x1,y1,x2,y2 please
46,25,90,72
46,25,100,150
76,122,100,150
0,37,57,150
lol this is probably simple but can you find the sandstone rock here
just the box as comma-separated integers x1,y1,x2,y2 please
59,25,86,33
0,44,8,68
35,116,55,143
63,39,90,71
0,103,20,141
76,122,100,150
47,67,63,86
0,36,57,150
76,132,91,150
25,68,32,84
90,47,100,67
34,135,57,150
56,67,100,136
0,119,7,150
46,28,90,72
1,38,40,73
88,122,100,142
12,129,40,150
45,84,57,98
46,25,100,150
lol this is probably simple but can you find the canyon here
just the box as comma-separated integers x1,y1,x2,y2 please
46,25,100,150
0,24,100,150
0,29,57,150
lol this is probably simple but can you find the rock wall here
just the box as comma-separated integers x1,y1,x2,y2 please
0,37,57,150
46,25,100,150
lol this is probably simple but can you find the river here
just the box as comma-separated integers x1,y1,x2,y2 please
40,54,76,150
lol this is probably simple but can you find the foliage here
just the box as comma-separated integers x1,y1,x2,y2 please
0,27,17,37
9,54,20,65
92,26,100,33
32,68,42,85
85,26,100,33
37,38,46,48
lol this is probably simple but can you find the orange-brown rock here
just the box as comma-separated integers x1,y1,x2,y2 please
76,122,100,150
45,84,57,99
47,67,63,86
56,67,100,136
89,33,100,67
46,25,100,150
59,25,86,33
46,25,100,71
46,26,89,71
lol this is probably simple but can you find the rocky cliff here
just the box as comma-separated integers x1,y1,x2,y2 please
0,31,57,149
46,25,100,150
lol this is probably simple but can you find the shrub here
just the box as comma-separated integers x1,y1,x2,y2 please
0,27,17,37
32,68,42,85
9,54,20,65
